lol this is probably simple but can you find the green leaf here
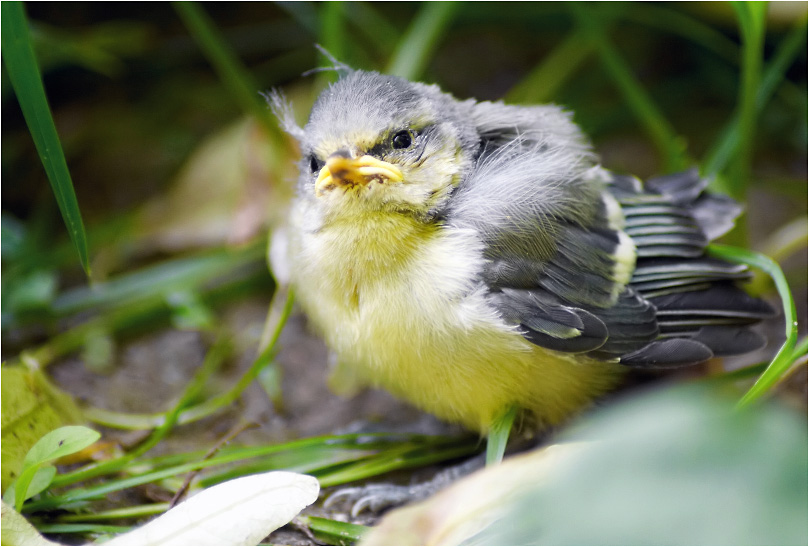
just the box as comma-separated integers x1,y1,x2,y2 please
0,2,90,276
22,426,101,468
1,366,85,492
3,466,56,507
14,426,100,510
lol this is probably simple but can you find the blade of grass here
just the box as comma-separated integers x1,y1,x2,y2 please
34,523,131,535
51,241,266,317
317,441,481,488
723,1,768,200
17,242,268,369
276,1,319,35
506,28,596,104
705,15,806,182
34,433,474,512
173,2,281,142
624,3,740,64
386,2,458,80
707,244,799,406
53,503,170,522
1,2,90,276
299,515,370,545
344,2,402,58
128,334,233,459
568,3,689,172
81,287,288,432
486,404,518,466
320,1,345,74
23,337,233,510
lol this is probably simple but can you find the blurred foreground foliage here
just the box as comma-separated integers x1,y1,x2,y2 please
1,2,807,545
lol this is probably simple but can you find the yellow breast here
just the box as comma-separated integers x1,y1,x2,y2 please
288,205,623,432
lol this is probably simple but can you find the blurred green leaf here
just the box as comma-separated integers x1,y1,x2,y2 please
386,2,458,80
32,20,152,77
1,2,90,275
472,386,807,545
0,213,26,261
366,386,808,545
1,269,58,326
165,290,216,331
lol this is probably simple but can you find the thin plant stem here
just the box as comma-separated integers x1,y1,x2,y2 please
707,244,798,406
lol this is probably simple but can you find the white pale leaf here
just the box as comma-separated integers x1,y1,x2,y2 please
106,472,319,546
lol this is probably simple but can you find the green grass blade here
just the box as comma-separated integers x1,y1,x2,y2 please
486,404,518,465
568,3,689,172
53,503,170,522
707,244,799,406
722,1,768,199
320,1,345,71
34,523,131,535
705,15,806,181
299,515,370,545
624,3,740,64
172,2,280,141
506,28,595,104
386,2,458,80
1,2,90,276
344,2,401,58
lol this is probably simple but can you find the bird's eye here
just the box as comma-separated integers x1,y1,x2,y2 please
391,130,413,150
309,155,323,174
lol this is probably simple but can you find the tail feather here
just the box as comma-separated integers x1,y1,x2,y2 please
605,170,775,368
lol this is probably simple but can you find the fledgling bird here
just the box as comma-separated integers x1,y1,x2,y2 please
270,69,773,436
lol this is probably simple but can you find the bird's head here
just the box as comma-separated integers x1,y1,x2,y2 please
293,70,481,220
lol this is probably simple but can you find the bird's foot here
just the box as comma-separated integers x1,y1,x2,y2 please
324,454,485,517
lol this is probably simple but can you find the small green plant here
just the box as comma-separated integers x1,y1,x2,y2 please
4,426,100,511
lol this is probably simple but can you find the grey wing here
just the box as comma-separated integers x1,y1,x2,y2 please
448,101,773,367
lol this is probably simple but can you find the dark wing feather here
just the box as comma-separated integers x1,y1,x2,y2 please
449,102,772,368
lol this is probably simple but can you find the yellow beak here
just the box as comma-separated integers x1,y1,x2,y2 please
315,155,403,197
